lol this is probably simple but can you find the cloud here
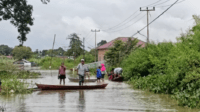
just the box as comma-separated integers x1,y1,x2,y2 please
0,0,199,51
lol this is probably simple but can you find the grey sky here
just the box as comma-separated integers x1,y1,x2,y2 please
0,0,199,51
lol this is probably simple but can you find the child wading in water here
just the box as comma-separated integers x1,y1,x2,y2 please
96,66,102,83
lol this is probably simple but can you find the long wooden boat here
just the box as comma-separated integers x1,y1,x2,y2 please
68,78,97,82
35,83,108,90
111,77,123,82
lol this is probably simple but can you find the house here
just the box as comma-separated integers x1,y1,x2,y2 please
97,37,146,61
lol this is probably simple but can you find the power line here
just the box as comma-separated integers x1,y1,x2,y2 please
103,12,143,32
150,0,170,7
142,0,162,8
156,0,185,8
132,0,179,37
104,14,146,33
102,10,139,31
99,0,171,31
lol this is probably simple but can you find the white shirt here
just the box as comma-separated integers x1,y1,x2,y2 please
114,68,123,74
77,63,86,76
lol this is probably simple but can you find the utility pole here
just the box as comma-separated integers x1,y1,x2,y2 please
140,7,155,43
83,37,85,60
91,29,100,62
50,34,56,69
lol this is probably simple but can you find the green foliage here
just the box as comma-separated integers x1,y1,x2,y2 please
29,57,75,69
105,40,125,66
97,40,107,47
105,38,140,67
0,45,13,55
12,46,32,60
75,53,95,64
30,52,95,70
122,16,200,108
0,0,34,45
0,63,39,95
66,33,83,57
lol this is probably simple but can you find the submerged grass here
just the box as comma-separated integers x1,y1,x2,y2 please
0,61,39,95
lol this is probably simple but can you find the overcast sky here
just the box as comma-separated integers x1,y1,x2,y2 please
0,0,199,51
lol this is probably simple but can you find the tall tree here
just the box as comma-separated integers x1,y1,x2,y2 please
0,0,34,45
66,33,83,57
97,40,107,47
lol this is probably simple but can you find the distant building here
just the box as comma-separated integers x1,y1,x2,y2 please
97,37,145,61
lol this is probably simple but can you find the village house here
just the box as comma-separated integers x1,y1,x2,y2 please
97,37,146,61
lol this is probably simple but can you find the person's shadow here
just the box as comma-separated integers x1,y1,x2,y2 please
78,90,85,112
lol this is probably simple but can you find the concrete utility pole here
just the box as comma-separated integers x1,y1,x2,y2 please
83,37,85,60
91,29,100,62
140,7,155,43
50,34,56,69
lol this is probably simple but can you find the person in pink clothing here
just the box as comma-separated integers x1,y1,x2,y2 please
58,63,66,85
101,64,107,82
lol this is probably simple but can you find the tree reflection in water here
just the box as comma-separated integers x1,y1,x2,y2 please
78,90,85,112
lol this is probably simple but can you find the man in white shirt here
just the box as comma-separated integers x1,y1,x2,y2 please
114,67,123,78
77,59,86,86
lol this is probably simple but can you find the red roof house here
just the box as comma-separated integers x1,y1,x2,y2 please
97,37,145,61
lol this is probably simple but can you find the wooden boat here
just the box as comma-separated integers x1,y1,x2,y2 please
35,83,108,90
111,77,123,82
68,78,97,82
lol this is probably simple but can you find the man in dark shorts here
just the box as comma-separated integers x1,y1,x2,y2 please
77,59,86,86
58,63,66,85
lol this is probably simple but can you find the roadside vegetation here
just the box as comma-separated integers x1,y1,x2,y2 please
120,15,200,108
0,61,40,95
29,52,95,70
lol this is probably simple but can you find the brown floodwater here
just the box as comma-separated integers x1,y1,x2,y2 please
0,70,200,112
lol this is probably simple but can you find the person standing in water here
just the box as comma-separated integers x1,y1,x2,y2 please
96,66,102,83
101,64,107,82
77,59,86,86
58,63,66,85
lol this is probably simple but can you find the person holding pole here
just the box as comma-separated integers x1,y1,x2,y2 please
77,59,86,86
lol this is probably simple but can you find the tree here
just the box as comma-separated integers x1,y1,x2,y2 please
54,47,65,56
12,46,32,60
66,33,83,57
0,45,13,55
41,50,48,56
105,38,141,66
105,40,125,66
41,0,50,4
0,0,34,46
97,40,107,47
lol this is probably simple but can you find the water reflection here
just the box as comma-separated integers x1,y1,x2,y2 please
1,70,200,112
58,91,66,108
78,90,85,112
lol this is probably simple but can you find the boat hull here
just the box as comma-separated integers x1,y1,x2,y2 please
68,78,97,82
111,77,123,82
36,83,108,90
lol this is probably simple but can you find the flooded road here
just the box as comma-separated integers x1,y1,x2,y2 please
0,70,200,112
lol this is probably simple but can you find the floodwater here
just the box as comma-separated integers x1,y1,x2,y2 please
0,70,200,112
